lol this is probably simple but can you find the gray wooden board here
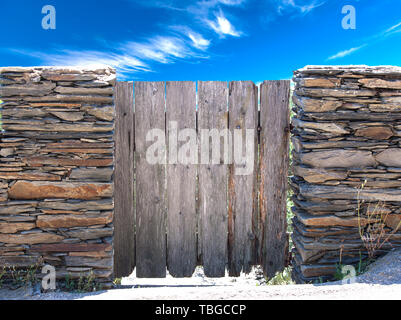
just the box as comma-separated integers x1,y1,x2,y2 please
114,81,135,278
259,80,291,278
228,81,259,276
198,81,228,277
135,81,167,278
166,81,197,277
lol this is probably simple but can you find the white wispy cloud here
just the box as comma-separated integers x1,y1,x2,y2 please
168,25,212,50
188,33,211,50
217,0,246,5
9,35,210,78
10,0,247,77
326,20,401,61
383,21,401,37
327,45,367,61
158,0,245,36
10,48,150,73
277,0,325,15
207,12,241,37
121,36,203,64
298,1,325,13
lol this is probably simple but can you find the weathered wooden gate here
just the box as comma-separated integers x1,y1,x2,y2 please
114,80,290,279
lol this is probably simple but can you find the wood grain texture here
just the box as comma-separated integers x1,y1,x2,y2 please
198,81,228,277
135,82,167,278
260,80,290,278
166,81,197,277
228,81,259,276
114,81,135,278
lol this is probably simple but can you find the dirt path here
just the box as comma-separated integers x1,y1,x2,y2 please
1,249,400,300
3,282,399,300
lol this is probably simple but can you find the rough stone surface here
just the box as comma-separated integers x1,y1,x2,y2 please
0,67,115,285
291,65,401,283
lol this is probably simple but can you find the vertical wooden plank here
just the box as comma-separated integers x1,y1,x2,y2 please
228,81,259,276
114,81,135,278
135,82,166,278
198,81,228,277
166,81,197,277
260,80,290,278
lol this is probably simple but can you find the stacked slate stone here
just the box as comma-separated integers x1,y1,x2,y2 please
0,67,115,287
291,65,401,283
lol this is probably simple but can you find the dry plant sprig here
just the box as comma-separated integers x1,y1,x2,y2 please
356,180,401,259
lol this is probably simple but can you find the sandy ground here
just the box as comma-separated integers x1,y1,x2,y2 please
3,280,400,300
1,249,400,300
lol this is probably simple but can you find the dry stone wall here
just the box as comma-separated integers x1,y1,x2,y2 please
291,65,401,283
0,67,115,287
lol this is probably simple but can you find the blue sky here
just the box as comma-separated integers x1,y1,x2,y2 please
1,0,401,81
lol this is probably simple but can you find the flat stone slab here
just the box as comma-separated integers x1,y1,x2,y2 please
300,150,377,168
8,181,113,200
295,65,401,76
